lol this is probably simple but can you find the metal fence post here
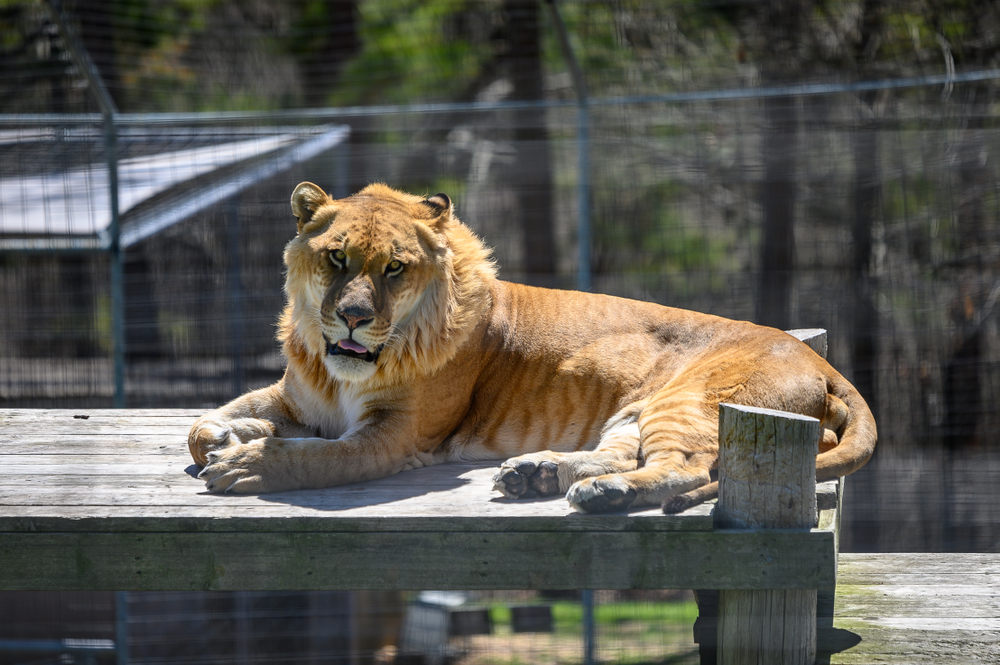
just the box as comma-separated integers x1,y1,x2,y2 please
115,591,129,665
581,589,596,665
107,116,125,408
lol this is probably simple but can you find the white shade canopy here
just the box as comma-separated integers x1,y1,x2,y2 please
1,124,348,248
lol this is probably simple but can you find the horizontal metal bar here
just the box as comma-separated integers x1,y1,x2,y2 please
1,67,999,127
592,68,1000,106
0,237,109,253
0,638,116,653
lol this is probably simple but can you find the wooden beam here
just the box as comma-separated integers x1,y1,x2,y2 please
0,528,834,592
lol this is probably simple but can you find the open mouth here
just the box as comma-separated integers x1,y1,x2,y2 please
325,336,381,363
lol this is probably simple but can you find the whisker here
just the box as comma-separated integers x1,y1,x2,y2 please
383,325,407,355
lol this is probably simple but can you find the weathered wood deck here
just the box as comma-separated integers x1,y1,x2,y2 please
0,408,835,592
827,553,1000,664
2,409,997,664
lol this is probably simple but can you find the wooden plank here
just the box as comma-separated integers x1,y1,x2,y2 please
0,508,719,535
0,510,720,535
836,552,1000,574
0,529,835,591
838,572,1000,586
825,553,1000,664
1,409,205,419
1,410,198,435
0,460,717,532
822,626,1000,664
2,423,191,435
835,591,1000,618
3,457,191,471
1,437,187,455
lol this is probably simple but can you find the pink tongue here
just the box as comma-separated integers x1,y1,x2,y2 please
338,339,368,354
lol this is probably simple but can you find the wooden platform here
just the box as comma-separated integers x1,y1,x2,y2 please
3,409,997,664
827,553,1000,664
0,408,836,592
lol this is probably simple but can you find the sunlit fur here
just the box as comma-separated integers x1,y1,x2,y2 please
189,182,877,513
278,183,495,387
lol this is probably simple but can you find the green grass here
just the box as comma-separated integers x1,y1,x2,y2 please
488,598,699,633
460,598,700,665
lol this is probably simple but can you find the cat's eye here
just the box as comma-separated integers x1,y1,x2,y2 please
329,249,347,268
386,259,404,277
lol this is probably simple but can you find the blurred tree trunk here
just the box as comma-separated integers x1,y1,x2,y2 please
295,1,360,108
850,96,880,422
503,0,556,286
944,288,983,451
850,0,885,418
753,1,803,329
937,2,998,451
756,91,797,329
943,101,990,452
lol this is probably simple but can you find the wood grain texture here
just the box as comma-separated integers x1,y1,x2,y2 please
8,411,994,662
826,553,1000,664
787,329,828,358
716,404,819,531
0,409,836,592
719,589,817,665
716,404,821,665
0,529,835,591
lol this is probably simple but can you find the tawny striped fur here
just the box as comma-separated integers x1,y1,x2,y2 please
191,183,876,513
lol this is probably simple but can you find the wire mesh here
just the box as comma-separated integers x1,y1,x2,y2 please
0,590,699,665
0,115,348,408
4,0,1000,662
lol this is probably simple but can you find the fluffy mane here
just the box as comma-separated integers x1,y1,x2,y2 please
377,215,496,381
277,185,497,394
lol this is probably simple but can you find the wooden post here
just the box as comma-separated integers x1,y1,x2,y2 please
716,404,820,665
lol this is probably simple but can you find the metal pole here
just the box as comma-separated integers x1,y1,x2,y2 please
581,589,595,665
107,116,125,408
114,592,129,665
